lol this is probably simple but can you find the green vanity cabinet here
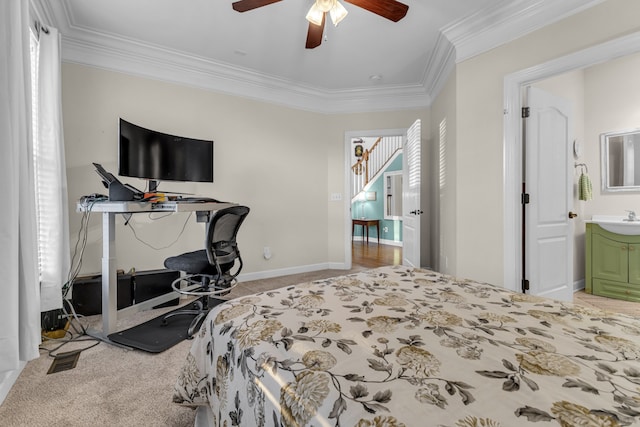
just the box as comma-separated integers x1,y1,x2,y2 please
585,223,640,302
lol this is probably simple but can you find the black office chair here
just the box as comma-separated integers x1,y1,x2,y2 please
162,205,250,337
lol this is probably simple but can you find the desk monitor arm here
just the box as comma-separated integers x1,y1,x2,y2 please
92,163,143,201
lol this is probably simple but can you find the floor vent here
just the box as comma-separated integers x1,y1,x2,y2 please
47,351,81,374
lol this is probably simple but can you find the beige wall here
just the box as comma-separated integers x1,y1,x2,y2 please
583,51,640,218
441,0,640,286
66,0,640,283
62,63,428,277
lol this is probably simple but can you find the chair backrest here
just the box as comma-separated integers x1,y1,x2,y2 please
204,205,250,279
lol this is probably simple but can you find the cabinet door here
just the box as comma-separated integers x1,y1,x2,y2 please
592,234,628,282
629,244,640,285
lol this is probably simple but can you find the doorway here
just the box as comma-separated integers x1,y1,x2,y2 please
503,32,640,294
344,128,406,269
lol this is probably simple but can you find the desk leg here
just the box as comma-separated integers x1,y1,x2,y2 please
101,212,117,338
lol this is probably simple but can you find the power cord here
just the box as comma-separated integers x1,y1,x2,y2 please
125,211,193,250
40,299,100,357
43,196,192,356
41,200,101,356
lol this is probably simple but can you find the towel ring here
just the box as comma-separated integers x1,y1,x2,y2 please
575,162,588,173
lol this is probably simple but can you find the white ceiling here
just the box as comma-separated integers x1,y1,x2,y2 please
32,0,603,113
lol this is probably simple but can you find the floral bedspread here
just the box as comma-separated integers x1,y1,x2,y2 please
173,266,640,426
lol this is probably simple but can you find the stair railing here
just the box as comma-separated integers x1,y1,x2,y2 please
352,136,402,198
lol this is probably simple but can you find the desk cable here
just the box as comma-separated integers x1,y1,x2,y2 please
41,200,101,357
42,200,194,357
125,211,193,250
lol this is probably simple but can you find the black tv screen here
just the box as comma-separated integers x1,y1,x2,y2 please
118,119,213,190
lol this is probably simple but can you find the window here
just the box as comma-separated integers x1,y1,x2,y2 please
28,24,71,310
29,27,45,280
30,26,60,288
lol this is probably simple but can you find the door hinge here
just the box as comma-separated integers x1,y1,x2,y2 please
522,279,530,292
522,107,530,118
521,193,530,204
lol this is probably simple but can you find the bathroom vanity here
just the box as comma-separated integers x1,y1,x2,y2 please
585,221,640,302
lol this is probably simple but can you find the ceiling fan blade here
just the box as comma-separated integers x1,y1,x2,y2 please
343,0,408,22
306,14,325,49
232,0,282,13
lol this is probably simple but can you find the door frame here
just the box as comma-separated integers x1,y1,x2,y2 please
344,128,406,269
502,32,640,292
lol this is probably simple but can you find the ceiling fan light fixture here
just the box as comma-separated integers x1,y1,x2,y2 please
305,3,324,26
329,1,348,26
315,0,336,12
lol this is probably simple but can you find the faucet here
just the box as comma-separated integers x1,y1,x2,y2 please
625,210,637,221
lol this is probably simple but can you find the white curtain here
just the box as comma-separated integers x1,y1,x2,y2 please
0,0,41,371
36,26,70,312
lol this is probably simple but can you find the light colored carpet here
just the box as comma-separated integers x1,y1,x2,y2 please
0,269,359,427
0,268,638,427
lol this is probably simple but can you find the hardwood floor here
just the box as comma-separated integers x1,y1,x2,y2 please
352,241,402,269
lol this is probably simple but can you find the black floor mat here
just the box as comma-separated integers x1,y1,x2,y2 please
107,307,199,353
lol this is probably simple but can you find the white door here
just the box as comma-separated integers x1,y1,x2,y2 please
524,87,574,302
402,119,421,267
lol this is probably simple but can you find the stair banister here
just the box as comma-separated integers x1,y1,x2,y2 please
351,136,402,200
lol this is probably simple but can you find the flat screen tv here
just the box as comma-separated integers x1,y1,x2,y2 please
118,118,213,192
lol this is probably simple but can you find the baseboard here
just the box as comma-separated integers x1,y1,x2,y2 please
0,361,26,405
238,263,350,282
574,278,585,292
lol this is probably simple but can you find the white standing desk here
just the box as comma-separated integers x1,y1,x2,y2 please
76,199,237,340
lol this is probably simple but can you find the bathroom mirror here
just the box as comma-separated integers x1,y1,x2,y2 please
384,171,402,219
601,128,640,193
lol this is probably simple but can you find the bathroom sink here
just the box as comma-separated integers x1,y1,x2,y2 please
588,215,640,235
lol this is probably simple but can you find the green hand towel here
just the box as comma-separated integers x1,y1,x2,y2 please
579,172,592,201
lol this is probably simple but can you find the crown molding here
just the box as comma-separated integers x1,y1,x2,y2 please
31,0,601,113
421,33,456,102
61,35,432,114
443,0,605,63
30,0,431,114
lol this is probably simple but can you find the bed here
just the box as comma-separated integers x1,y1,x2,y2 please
173,265,640,426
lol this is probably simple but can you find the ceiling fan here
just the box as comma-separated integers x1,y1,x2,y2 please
231,0,409,49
